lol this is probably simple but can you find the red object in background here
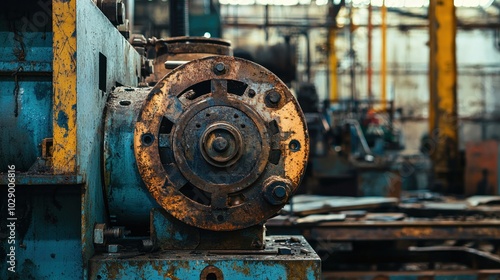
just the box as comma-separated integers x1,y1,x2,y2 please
465,140,500,196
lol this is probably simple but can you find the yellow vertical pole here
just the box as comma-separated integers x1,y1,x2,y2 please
329,28,338,102
381,0,387,111
429,0,458,192
53,0,77,174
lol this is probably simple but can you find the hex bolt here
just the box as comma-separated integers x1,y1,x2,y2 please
265,91,281,107
268,91,281,103
272,185,287,200
212,136,229,152
93,224,106,245
214,63,226,75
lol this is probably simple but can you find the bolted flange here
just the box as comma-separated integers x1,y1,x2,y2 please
134,56,308,231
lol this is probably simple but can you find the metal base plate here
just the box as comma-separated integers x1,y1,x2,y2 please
89,235,321,280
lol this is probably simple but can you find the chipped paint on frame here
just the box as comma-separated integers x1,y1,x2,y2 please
52,0,77,174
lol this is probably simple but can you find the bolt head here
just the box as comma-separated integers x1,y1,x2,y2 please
214,63,226,74
266,91,281,106
272,185,287,199
212,136,229,152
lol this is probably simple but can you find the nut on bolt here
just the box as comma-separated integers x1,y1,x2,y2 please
93,224,106,245
265,90,282,107
263,177,291,205
272,185,287,200
214,63,226,75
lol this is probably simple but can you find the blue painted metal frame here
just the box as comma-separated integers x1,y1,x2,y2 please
0,1,141,279
89,236,321,280
0,186,82,280
0,30,53,172
103,87,159,230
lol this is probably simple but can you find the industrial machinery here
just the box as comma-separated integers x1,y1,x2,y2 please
0,0,320,279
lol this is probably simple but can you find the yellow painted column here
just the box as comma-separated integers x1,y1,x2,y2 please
329,28,338,102
53,0,77,174
381,0,387,111
429,0,458,191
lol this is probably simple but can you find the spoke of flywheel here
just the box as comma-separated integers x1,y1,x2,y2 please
163,94,184,122
158,133,170,148
211,190,229,209
166,171,188,191
211,79,228,98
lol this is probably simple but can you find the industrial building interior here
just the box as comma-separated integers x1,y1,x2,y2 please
1,0,500,279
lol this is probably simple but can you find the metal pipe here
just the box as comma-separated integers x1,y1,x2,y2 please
169,0,189,37
348,2,355,110
265,4,269,42
305,31,311,82
221,22,500,30
367,3,373,104
381,0,387,111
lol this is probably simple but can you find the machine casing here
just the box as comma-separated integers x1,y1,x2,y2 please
0,1,320,279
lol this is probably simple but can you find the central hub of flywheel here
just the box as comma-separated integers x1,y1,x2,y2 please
201,122,243,167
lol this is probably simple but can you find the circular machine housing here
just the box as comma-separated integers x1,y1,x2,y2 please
146,37,233,84
134,56,309,231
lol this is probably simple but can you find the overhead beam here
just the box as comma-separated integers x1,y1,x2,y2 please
222,22,500,30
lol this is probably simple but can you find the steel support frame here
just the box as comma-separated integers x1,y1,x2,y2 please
0,1,142,279
428,0,459,192
89,236,321,280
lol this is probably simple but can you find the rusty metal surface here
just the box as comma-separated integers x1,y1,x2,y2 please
151,208,266,250
267,217,500,241
147,37,233,83
154,37,231,55
465,140,500,196
281,196,399,216
135,56,309,231
89,235,321,280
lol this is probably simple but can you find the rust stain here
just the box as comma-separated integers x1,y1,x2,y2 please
400,227,434,237
276,101,309,185
105,262,125,280
231,261,251,276
284,260,319,280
